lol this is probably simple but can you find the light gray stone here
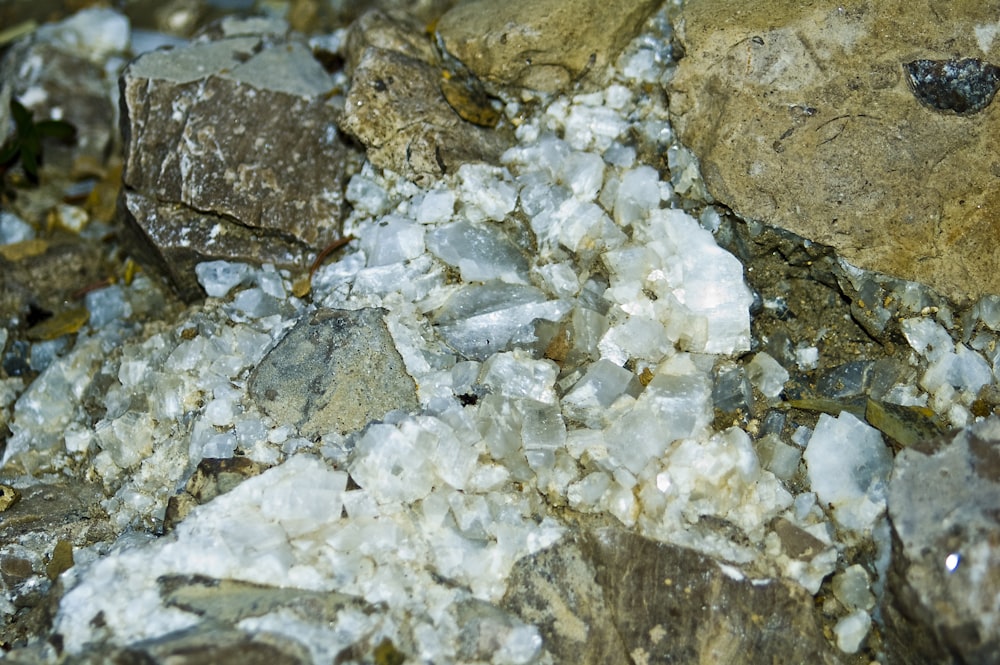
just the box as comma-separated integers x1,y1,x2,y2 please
669,0,1000,304
249,308,419,439
885,416,1000,665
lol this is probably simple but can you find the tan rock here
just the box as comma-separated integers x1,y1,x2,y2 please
669,0,1000,304
437,0,661,94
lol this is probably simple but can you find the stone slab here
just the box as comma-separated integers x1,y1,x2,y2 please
119,33,361,300
248,307,419,439
437,0,661,94
669,0,1000,303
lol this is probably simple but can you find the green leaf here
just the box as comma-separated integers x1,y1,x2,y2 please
35,119,76,141
10,98,33,132
0,140,19,165
20,145,38,180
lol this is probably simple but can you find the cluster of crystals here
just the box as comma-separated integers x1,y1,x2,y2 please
8,6,1000,660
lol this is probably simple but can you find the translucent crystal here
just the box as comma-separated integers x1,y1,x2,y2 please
804,413,892,532
426,221,528,284
195,260,251,298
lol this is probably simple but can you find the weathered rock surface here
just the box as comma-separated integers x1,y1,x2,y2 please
249,307,419,439
119,29,362,301
504,524,848,664
436,0,661,94
341,10,513,185
669,0,1000,303
0,482,113,650
885,416,1000,665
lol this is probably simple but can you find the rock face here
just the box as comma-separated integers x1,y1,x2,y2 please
119,30,362,301
340,10,513,185
503,525,849,664
669,0,1000,303
436,0,661,94
885,416,1000,665
249,307,419,439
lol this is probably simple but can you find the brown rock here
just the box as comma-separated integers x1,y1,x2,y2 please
118,33,363,300
669,0,1000,303
504,524,848,664
341,44,512,185
436,0,661,94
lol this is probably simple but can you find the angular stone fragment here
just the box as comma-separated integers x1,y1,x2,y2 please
504,525,848,664
885,416,1000,665
669,0,1000,303
342,8,437,74
249,307,418,438
341,45,512,185
436,0,661,94
119,31,362,300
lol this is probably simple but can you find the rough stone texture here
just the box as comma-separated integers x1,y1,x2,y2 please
119,192,302,302
119,32,362,301
0,482,113,650
502,531,628,665
669,0,1000,304
436,0,661,94
341,36,513,185
249,307,419,439
342,8,438,75
504,523,848,664
885,416,1000,665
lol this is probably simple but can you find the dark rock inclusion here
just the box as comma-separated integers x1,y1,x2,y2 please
904,58,1000,115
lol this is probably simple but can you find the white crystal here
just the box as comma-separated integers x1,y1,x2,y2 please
0,211,35,244
803,412,892,532
563,359,638,413
832,564,875,611
36,8,130,61
614,165,661,224
415,189,456,224
360,215,425,267
834,610,871,654
426,221,528,284
561,151,605,201
921,344,993,396
900,317,953,361
85,285,132,328
458,164,518,222
747,352,789,398
434,283,571,360
345,172,390,216
479,352,558,405
195,260,251,298
563,105,627,151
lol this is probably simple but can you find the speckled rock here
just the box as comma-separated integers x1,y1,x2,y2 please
249,307,419,439
504,524,848,664
669,0,1000,303
340,10,513,185
118,29,362,301
436,0,661,94
0,482,113,650
884,416,1000,665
